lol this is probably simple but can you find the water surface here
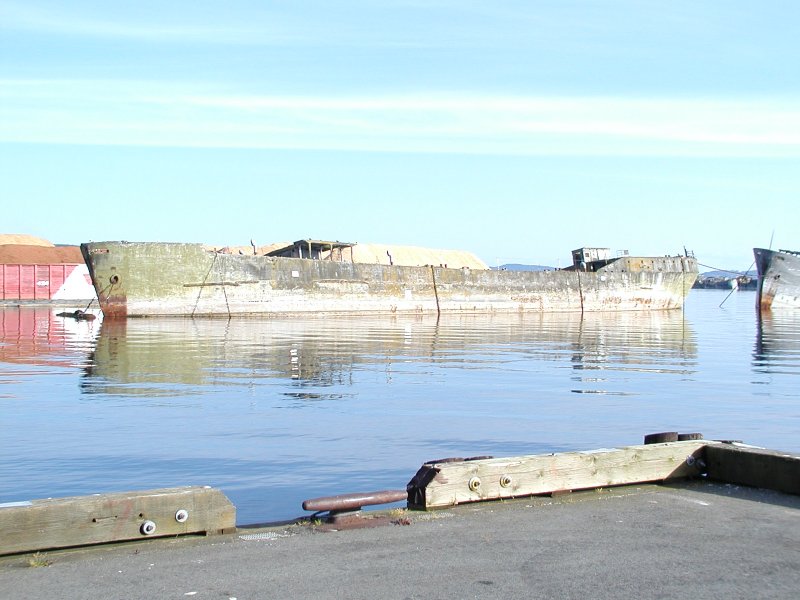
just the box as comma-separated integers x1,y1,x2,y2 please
1,290,798,523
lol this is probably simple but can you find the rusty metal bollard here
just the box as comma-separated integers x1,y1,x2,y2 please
302,489,408,530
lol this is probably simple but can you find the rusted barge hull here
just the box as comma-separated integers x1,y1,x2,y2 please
754,247,800,310
81,241,697,318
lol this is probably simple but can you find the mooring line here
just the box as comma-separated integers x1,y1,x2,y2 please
430,265,441,315
193,253,218,317
218,254,232,319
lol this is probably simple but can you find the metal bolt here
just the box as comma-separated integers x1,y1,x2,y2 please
499,475,513,488
686,455,707,471
140,520,157,535
175,509,189,523
468,477,481,491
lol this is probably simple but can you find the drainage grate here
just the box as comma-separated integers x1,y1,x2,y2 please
238,532,290,541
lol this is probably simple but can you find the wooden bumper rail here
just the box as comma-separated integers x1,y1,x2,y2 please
407,437,800,510
704,443,800,495
0,486,236,556
407,440,712,510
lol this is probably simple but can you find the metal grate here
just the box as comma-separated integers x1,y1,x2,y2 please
238,532,291,541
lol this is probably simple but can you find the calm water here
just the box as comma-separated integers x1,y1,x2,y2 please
1,290,799,524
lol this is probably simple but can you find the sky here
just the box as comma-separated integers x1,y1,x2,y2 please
1,1,798,270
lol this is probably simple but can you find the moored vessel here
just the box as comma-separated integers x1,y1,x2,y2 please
81,240,698,318
754,247,800,310
1,234,96,304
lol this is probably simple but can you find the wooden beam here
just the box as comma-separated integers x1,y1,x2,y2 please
0,486,235,556
408,441,711,510
704,443,800,495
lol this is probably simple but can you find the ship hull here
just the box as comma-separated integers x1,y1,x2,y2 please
81,242,698,318
754,248,800,310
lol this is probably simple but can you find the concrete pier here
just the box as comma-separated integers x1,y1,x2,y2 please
2,481,799,599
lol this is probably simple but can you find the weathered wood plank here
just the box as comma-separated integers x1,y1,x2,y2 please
408,441,711,509
0,486,236,556
705,443,800,495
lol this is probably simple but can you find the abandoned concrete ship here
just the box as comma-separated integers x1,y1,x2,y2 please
754,247,800,310
80,240,698,318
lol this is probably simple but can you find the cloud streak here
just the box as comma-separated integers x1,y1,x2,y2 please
2,79,799,157
0,1,473,48
0,2,306,45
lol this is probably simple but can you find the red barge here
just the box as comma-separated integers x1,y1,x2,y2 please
0,234,96,304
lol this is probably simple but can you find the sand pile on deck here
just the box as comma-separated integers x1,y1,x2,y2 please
0,235,84,264
206,241,487,269
0,234,54,247
204,242,290,255
351,244,488,269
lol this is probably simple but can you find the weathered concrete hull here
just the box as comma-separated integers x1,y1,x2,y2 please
754,248,800,310
81,242,698,318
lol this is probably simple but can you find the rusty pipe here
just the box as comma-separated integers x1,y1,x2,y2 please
302,489,407,513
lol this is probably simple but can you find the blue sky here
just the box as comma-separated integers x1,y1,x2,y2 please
1,1,798,269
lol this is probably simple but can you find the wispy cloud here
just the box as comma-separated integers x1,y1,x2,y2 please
0,1,465,48
2,79,799,156
0,2,304,45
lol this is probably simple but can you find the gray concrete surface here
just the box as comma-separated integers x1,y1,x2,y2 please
3,480,800,599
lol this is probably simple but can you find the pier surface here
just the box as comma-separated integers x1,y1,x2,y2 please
3,480,799,599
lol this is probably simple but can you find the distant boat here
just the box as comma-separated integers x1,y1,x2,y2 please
81,240,698,318
754,248,800,310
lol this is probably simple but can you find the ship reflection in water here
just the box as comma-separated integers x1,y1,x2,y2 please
0,306,101,371
754,311,800,374
81,311,697,400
